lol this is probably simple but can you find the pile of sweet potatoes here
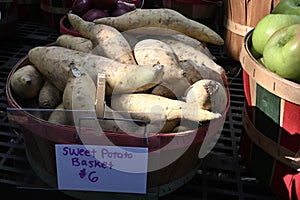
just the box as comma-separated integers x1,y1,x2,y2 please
9,8,228,134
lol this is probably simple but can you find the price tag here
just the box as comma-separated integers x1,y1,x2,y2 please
55,144,148,194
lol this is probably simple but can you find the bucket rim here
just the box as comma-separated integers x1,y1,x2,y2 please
240,30,300,105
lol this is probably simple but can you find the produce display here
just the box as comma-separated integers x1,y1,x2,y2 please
250,0,300,84
9,8,228,134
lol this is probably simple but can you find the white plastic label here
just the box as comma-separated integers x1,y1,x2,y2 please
55,144,148,194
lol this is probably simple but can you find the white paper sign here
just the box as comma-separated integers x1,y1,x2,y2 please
55,144,148,194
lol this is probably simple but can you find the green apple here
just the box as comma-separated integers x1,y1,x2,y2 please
257,57,265,67
272,0,300,15
250,44,262,59
263,24,300,83
251,14,300,55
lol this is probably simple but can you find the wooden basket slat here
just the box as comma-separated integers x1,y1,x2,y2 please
224,0,280,61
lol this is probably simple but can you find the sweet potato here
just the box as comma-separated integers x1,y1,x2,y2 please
62,68,155,134
55,34,93,53
121,32,139,49
93,8,224,45
179,59,204,84
121,26,180,38
151,85,175,99
63,67,103,133
133,39,183,82
133,30,215,60
184,79,228,114
121,27,199,46
133,39,204,99
120,26,216,60
171,119,199,133
151,59,204,99
47,103,72,125
169,33,201,47
28,46,164,94
170,34,215,59
62,67,127,134
159,37,215,60
134,39,191,98
103,107,180,134
38,80,62,109
172,125,190,133
161,40,227,85
67,13,136,64
110,93,222,123
10,64,44,99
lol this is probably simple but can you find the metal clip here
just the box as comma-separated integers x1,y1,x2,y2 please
70,62,81,78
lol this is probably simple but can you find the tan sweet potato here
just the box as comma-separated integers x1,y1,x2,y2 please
119,26,216,61
159,37,215,60
47,103,72,125
28,46,164,94
134,39,203,98
133,39,205,98
133,39,183,82
10,64,44,99
151,59,204,99
184,79,228,114
169,34,215,60
102,107,180,134
161,40,227,85
179,59,204,84
62,68,157,134
131,30,215,59
55,34,93,53
110,93,222,123
171,120,199,133
151,85,175,99
67,13,136,64
121,32,140,49
63,67,104,133
38,80,62,109
93,8,224,45
171,125,190,133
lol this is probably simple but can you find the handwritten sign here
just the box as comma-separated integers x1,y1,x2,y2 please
55,144,148,194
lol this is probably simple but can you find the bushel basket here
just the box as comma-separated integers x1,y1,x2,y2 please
239,30,300,200
6,53,230,199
